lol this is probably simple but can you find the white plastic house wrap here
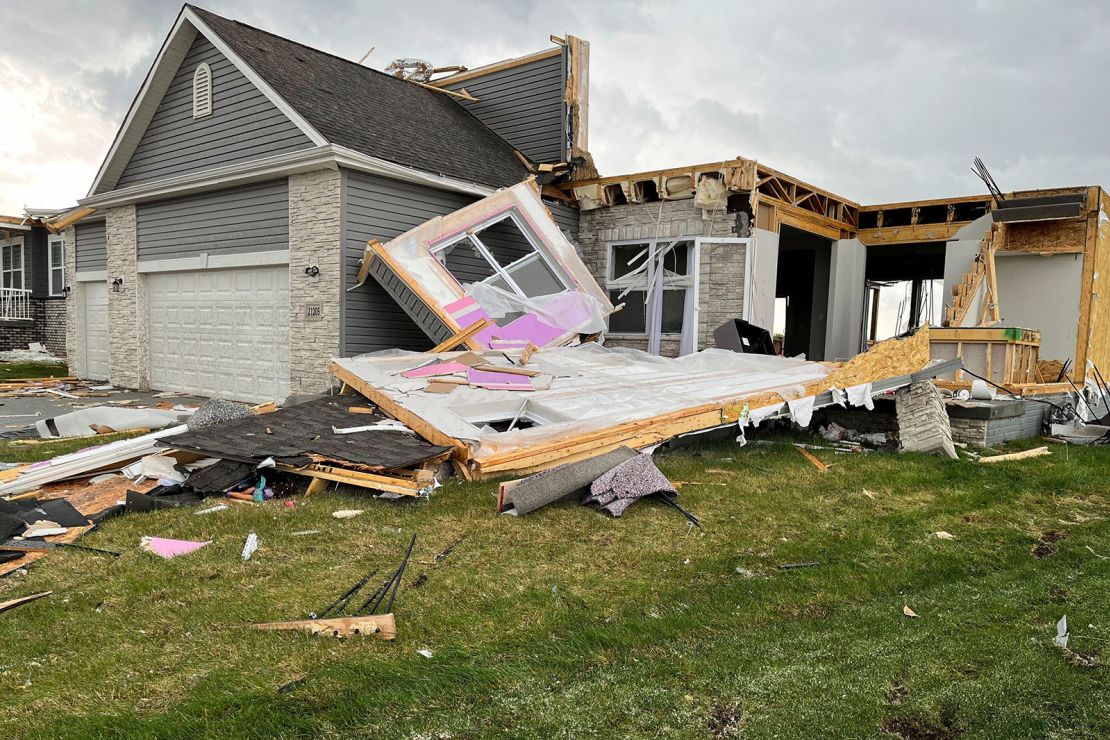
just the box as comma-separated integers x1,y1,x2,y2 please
351,182,612,350
328,330,935,478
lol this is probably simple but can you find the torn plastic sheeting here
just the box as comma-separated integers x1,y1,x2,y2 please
36,406,187,439
846,383,875,410
465,281,608,335
787,396,816,428
140,454,187,484
334,343,830,455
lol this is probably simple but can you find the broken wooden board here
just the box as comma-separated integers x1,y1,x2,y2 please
253,613,396,639
0,591,53,615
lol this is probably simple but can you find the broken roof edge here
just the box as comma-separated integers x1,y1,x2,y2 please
428,44,565,87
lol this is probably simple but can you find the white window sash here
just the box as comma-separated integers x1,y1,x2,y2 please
48,236,65,296
431,210,571,299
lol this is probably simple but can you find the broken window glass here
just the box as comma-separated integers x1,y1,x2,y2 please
605,239,693,336
608,289,647,333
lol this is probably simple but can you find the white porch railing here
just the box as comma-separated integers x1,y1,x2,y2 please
0,287,32,321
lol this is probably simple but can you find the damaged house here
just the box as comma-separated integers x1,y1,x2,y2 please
62,4,586,402
60,4,1110,450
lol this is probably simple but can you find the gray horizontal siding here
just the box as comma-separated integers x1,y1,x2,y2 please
546,200,580,245
74,220,108,271
137,179,289,261
114,34,312,190
443,52,567,164
342,169,482,355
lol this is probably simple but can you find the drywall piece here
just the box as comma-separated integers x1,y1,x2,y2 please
36,406,185,439
825,237,867,361
353,182,611,350
748,229,779,332
993,253,1082,363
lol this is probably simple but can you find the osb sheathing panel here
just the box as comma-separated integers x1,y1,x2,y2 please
1001,218,1088,253
1082,190,1110,378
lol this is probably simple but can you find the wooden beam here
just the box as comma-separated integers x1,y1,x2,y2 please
0,590,52,615
277,463,425,497
857,222,970,245
428,47,562,87
45,207,96,233
430,318,494,352
409,80,478,102
327,361,470,460
254,613,396,639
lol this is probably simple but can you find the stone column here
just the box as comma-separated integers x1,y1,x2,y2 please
105,204,146,389
895,381,958,458
288,168,342,395
62,226,81,373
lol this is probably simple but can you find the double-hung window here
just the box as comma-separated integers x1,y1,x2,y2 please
1,239,24,290
605,239,694,335
431,210,569,299
48,235,65,296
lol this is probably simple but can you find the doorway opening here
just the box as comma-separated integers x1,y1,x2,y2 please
863,242,946,345
773,226,832,359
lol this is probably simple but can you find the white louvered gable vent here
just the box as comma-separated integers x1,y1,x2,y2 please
192,63,212,118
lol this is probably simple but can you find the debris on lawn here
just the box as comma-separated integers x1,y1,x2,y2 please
979,446,1051,463
241,532,259,561
254,534,415,640
332,509,363,519
929,531,956,540
140,536,211,559
0,590,52,616
1054,615,1069,648
903,605,919,618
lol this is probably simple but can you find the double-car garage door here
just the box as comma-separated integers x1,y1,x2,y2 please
147,266,290,402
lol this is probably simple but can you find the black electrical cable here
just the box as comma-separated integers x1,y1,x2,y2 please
655,493,702,529
313,567,378,619
956,366,1071,414
383,534,416,615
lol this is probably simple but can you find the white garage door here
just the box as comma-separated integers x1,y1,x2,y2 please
147,266,290,402
82,281,110,380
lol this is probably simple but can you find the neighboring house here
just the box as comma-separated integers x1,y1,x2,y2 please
0,212,68,355
69,4,585,402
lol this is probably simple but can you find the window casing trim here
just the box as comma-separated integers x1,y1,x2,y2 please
48,234,65,296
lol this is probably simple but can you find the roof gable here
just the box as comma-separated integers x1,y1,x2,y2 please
114,33,313,190
88,6,326,196
189,7,529,189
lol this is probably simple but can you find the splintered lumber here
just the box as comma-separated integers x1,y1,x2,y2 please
0,591,53,615
979,446,1051,463
253,613,396,639
430,318,493,353
796,446,829,473
277,463,426,496
327,360,469,460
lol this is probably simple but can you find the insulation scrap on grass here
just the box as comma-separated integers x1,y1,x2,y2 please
140,536,211,559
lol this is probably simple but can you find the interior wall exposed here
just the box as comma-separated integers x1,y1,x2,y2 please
995,252,1083,363
775,225,831,359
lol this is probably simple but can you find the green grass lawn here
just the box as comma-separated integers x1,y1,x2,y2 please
0,361,69,381
0,435,1106,738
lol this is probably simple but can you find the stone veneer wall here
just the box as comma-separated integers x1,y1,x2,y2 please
288,169,342,395
41,299,66,356
105,204,143,389
63,226,81,373
0,299,65,355
577,199,742,356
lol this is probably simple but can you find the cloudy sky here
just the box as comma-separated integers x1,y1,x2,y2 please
3,0,1110,215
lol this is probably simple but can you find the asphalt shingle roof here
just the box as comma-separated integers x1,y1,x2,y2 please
190,6,529,189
